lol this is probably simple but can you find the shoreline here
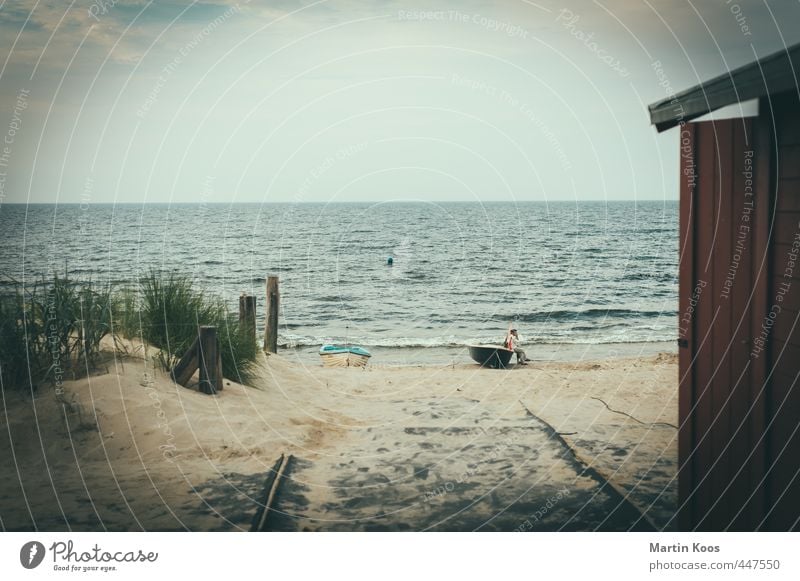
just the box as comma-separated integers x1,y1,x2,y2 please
280,340,677,367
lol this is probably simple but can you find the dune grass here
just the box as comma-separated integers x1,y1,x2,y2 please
135,271,259,385
0,284,38,389
0,276,113,391
0,272,260,391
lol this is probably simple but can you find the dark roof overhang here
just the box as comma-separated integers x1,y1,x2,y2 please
648,43,800,132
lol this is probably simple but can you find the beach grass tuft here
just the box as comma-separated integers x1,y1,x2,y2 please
0,275,113,391
133,271,259,385
0,272,260,391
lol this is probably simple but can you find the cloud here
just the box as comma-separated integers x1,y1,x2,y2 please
0,0,273,73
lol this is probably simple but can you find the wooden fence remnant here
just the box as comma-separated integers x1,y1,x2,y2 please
198,326,221,394
170,336,199,386
264,276,279,353
239,293,256,342
170,326,223,394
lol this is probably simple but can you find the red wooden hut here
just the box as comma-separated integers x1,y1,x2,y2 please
649,43,800,531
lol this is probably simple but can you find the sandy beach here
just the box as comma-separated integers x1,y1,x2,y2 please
0,345,677,532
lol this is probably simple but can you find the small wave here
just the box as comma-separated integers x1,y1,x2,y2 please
279,334,499,349
509,308,675,323
569,324,626,332
622,273,676,282
66,268,98,274
277,332,676,349
560,334,676,344
315,295,348,303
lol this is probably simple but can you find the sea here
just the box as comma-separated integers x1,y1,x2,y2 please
0,201,678,364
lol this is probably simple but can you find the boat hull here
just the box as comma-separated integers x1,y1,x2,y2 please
467,345,514,368
319,345,371,368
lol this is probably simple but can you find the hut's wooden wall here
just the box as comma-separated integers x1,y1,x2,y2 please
679,115,766,531
765,91,800,530
679,92,800,531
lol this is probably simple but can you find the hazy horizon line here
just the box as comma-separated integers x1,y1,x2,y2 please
3,198,679,206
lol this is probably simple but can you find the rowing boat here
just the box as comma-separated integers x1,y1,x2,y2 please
467,344,514,368
319,345,371,367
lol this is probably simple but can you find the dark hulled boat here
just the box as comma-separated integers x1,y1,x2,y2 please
467,344,514,368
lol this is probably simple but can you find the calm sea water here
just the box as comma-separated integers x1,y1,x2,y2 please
0,202,678,357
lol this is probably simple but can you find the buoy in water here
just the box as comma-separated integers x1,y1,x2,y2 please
387,256,394,266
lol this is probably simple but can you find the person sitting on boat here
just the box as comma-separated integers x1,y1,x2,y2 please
505,327,528,365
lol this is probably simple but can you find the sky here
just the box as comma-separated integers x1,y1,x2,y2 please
1,0,799,204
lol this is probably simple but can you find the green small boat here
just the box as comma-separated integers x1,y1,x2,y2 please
319,345,371,367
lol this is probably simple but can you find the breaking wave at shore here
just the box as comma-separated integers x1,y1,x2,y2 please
280,323,676,349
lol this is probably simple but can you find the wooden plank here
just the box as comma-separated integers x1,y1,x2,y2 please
773,212,800,245
728,118,756,530
772,338,800,362
771,250,800,282
710,119,734,530
769,326,800,525
771,307,799,344
778,145,800,179
771,275,800,310
678,121,697,532
170,336,199,387
773,340,800,381
765,368,800,530
775,181,800,211
198,326,219,395
264,276,279,354
749,104,773,529
693,121,717,531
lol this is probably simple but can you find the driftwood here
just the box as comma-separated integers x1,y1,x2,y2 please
250,454,293,531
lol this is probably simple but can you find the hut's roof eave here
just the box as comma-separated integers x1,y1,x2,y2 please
648,43,800,132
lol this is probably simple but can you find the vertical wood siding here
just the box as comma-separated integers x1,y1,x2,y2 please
680,92,800,530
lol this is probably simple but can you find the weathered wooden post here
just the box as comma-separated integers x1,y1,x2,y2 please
215,345,223,392
239,293,257,342
171,335,199,386
198,325,220,394
264,275,279,353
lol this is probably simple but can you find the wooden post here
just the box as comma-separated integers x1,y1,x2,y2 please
216,346,224,391
171,336,200,386
264,276,279,353
198,326,220,395
239,294,257,342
